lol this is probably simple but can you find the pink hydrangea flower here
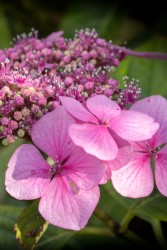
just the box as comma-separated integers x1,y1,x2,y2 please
112,95,167,198
60,95,159,161
5,107,105,230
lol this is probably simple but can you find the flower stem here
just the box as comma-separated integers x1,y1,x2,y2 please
78,226,113,237
151,219,167,249
94,207,120,236
94,206,153,249
119,211,135,233
113,45,167,60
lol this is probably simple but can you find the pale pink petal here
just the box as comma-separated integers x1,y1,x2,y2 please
155,147,167,196
59,96,98,123
131,95,167,146
131,95,167,124
63,146,105,190
107,146,132,171
107,130,132,170
45,31,64,43
111,110,159,141
39,177,100,230
99,164,111,184
32,106,75,162
69,123,118,160
101,130,132,183
86,95,121,122
5,144,50,200
111,156,153,198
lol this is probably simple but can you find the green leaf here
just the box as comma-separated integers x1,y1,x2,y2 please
0,138,31,200
36,225,75,250
112,35,167,98
105,183,167,222
0,6,11,49
95,185,128,223
14,200,48,250
135,191,167,221
0,205,23,250
104,182,140,210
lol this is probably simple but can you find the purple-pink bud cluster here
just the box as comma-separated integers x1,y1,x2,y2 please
0,28,141,144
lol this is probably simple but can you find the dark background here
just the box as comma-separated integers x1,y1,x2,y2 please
0,0,167,45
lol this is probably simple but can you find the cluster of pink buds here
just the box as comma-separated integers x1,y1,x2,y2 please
0,28,149,144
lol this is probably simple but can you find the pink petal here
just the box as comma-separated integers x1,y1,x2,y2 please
5,144,50,200
131,95,167,124
107,146,132,171
39,177,100,230
32,106,75,162
86,95,121,122
59,96,98,123
106,130,132,170
69,123,118,161
100,132,132,184
111,156,153,198
45,31,64,43
131,95,167,146
155,147,167,196
111,110,159,141
99,164,111,184
63,146,105,190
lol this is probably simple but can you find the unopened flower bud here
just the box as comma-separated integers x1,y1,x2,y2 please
17,128,25,137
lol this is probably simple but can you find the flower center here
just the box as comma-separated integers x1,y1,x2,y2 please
148,148,158,160
50,160,62,181
98,117,109,126
48,155,70,181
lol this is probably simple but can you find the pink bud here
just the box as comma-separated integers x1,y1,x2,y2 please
14,111,23,121
52,101,60,109
96,38,106,46
22,88,31,97
10,52,19,60
10,120,18,130
108,78,118,87
84,81,94,90
6,135,15,144
31,104,40,114
63,56,71,64
38,96,47,106
14,96,24,106
64,77,73,86
1,117,9,126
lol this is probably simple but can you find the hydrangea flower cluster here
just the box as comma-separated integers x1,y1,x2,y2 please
0,28,141,145
6,93,167,231
3,28,167,232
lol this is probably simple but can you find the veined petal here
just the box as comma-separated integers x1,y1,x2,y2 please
39,177,100,230
99,164,111,184
106,130,132,170
111,110,159,141
131,95,167,146
59,96,98,123
32,106,75,162
69,123,118,161
111,156,153,198
86,95,121,122
63,146,105,190
107,145,132,171
155,146,167,197
5,144,50,200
